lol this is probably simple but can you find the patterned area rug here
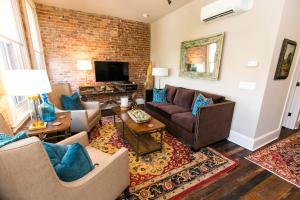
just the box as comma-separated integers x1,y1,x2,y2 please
90,117,238,199
246,132,300,188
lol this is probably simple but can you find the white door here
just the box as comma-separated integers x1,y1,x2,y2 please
283,71,300,129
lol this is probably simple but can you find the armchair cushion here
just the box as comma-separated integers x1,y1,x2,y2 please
43,142,68,166
61,92,84,110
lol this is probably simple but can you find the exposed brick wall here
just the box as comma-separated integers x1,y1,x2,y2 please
36,4,150,98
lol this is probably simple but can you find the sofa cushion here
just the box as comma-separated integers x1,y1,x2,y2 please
145,102,172,119
159,105,190,119
171,112,196,132
165,84,177,103
173,88,195,109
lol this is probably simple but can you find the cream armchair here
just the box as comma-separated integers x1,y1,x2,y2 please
48,83,101,132
0,131,130,200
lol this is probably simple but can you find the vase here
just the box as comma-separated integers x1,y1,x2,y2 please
40,94,56,122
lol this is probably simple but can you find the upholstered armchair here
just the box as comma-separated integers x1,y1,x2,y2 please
48,83,101,132
0,114,130,200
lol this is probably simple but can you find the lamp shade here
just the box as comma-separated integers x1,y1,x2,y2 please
3,70,52,96
152,68,168,77
77,60,92,71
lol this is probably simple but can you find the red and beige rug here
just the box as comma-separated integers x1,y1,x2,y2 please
246,132,300,188
90,117,238,199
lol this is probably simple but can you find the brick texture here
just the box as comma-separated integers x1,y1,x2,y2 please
36,3,150,98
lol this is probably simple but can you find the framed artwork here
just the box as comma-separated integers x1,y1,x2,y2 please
274,39,297,80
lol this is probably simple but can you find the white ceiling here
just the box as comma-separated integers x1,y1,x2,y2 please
34,0,194,23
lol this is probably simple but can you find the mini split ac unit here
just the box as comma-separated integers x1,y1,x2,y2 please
201,0,253,22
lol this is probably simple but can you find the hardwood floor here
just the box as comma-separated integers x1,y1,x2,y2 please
183,128,300,200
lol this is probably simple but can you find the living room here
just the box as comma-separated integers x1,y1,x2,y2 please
0,0,299,199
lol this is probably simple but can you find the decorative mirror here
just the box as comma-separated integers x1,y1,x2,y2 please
179,33,224,80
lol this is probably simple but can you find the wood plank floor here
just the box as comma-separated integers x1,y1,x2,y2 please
183,128,300,200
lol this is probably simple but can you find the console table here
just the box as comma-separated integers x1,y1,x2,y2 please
79,83,138,113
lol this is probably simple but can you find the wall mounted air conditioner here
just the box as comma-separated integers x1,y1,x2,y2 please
201,0,253,22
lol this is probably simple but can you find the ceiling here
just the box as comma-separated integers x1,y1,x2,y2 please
34,0,194,23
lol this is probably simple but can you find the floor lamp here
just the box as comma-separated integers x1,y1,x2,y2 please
152,68,169,89
3,70,52,130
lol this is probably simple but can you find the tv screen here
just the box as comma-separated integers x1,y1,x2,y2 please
94,61,129,82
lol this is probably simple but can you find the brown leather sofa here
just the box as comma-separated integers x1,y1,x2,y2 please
144,85,235,151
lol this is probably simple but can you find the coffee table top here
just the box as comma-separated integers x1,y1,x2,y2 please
112,107,165,135
19,112,71,137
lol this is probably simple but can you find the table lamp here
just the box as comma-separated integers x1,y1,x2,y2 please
3,70,52,130
152,67,169,89
77,59,92,85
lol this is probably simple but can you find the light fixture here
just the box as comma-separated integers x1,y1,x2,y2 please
3,70,52,130
143,13,150,18
77,59,92,85
167,0,172,5
152,68,169,89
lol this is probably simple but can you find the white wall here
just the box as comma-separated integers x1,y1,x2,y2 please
151,0,285,148
256,0,300,140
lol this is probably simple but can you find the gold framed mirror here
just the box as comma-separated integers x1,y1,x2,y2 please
179,33,224,80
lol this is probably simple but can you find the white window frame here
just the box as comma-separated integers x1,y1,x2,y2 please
0,0,31,128
22,0,46,70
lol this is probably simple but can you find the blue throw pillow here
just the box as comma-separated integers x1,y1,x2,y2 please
0,132,28,148
192,94,213,116
61,92,84,110
152,88,167,103
43,142,94,182
55,143,94,182
43,142,69,166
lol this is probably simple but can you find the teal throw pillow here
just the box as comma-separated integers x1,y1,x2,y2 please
192,94,213,116
61,92,84,110
43,142,94,182
152,88,167,103
0,132,28,148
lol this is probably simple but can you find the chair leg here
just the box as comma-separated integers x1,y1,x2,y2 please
124,186,130,199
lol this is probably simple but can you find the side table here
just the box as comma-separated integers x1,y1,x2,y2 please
19,112,71,141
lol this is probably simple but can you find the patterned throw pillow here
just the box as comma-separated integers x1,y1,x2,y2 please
152,88,167,103
192,94,213,116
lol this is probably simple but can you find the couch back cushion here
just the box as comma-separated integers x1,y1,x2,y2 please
165,84,177,103
173,87,195,109
191,91,225,109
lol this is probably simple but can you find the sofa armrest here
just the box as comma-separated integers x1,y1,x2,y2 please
144,89,153,102
194,101,235,149
81,101,100,110
61,148,129,200
58,132,89,147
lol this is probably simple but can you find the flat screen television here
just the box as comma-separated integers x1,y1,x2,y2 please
94,61,129,82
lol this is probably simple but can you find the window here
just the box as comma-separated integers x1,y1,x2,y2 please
24,0,45,69
0,0,31,126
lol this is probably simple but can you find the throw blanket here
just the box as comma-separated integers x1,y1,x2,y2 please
0,132,28,148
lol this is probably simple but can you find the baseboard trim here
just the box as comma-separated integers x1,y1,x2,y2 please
228,130,254,151
252,128,280,150
228,129,280,151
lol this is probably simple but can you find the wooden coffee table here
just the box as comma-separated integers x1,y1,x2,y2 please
112,107,165,160
19,112,71,141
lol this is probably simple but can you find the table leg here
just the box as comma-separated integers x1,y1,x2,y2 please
113,113,116,126
160,128,164,152
136,136,140,161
